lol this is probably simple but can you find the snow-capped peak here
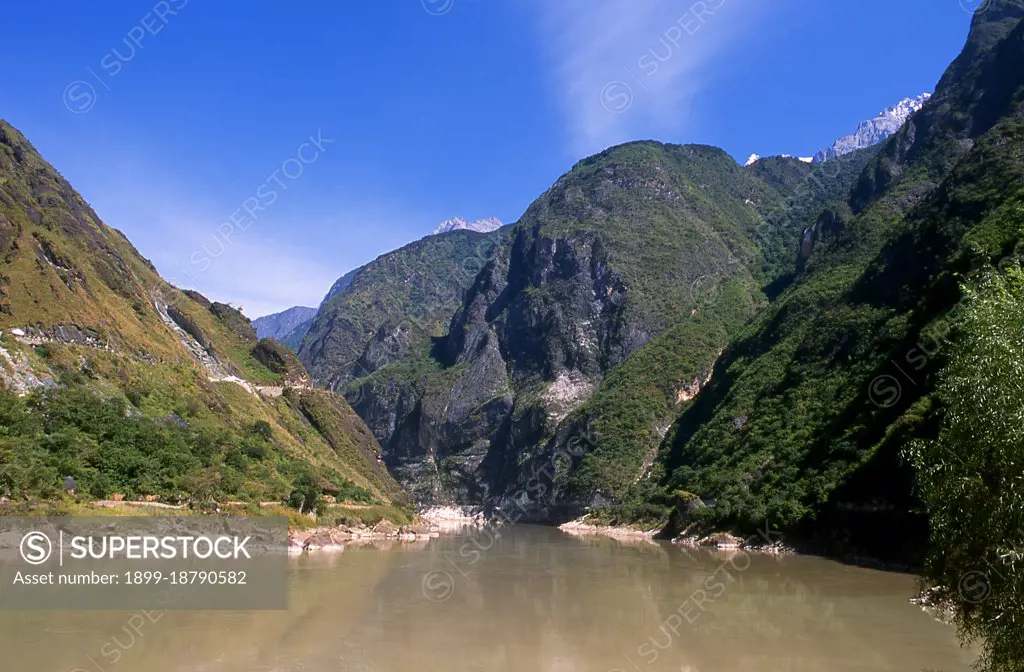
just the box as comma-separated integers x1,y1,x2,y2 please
432,217,503,235
745,94,931,168
743,153,813,167
812,93,931,163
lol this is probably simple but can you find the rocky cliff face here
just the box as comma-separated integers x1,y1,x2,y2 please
445,227,631,384
345,224,635,506
331,143,866,514
299,227,509,390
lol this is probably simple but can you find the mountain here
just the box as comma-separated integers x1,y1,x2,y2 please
320,267,360,307
290,0,1024,556
431,216,503,235
812,93,932,163
745,153,812,166
316,144,870,506
0,119,404,508
253,306,316,342
5,5,1020,663
299,226,511,390
653,1,1024,560
301,224,509,367
253,305,316,351
748,95,930,169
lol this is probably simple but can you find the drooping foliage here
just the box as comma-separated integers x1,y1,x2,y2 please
908,267,1024,672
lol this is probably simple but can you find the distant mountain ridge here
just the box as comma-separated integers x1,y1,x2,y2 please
299,226,510,391
432,216,503,235
253,306,316,352
812,93,932,163
253,306,316,341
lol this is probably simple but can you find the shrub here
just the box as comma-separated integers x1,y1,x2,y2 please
251,420,273,440
287,472,323,514
240,437,267,461
907,268,1024,672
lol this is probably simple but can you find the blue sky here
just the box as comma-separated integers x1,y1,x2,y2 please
0,1,974,316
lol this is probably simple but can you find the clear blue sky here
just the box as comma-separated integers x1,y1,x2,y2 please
0,1,974,316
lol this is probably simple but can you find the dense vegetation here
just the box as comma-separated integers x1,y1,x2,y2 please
655,3,1024,537
909,268,1024,672
562,277,758,501
522,142,789,334
0,117,404,512
543,149,877,506
0,382,373,505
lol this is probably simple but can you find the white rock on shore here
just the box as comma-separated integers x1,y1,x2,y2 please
673,530,793,555
288,520,440,554
558,516,659,542
417,505,487,531
417,505,484,521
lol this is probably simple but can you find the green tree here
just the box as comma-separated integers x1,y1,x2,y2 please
250,420,273,441
908,267,1024,672
288,471,323,514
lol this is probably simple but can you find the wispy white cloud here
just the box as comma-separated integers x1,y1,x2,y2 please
531,0,763,158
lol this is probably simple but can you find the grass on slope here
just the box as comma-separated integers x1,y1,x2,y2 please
563,277,762,501
661,114,1024,532
0,119,405,510
0,345,395,506
522,142,790,333
300,228,508,386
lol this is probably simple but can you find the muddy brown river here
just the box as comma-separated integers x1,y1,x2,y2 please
0,525,973,671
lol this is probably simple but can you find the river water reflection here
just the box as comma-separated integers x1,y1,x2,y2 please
1,524,973,671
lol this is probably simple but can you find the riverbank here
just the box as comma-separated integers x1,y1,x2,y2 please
558,514,796,554
558,516,659,541
417,504,486,530
2,500,890,566
673,529,794,555
289,519,440,552
287,505,493,553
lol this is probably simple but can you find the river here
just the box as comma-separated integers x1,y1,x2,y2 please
1,525,973,671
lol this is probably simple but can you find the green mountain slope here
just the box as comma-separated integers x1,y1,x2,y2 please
656,2,1024,550
0,119,403,507
503,146,874,511
299,227,510,389
334,143,866,507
